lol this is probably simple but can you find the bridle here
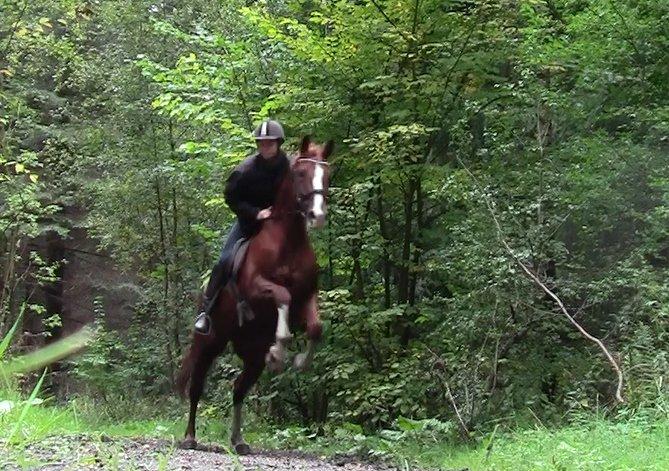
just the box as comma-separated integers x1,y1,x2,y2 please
292,158,330,213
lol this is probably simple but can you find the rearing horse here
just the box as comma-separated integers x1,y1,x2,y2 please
177,136,333,454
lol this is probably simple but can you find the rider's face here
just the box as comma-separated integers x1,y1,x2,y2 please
256,139,280,159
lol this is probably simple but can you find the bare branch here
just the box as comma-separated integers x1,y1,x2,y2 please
424,346,471,439
445,380,470,437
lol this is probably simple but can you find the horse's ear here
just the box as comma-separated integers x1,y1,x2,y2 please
300,136,311,156
323,140,335,160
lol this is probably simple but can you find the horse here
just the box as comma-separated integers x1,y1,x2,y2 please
176,136,333,454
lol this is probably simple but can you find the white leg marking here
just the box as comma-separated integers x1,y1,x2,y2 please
276,303,291,341
267,303,291,372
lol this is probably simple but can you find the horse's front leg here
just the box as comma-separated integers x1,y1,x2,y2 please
250,276,292,372
294,293,322,372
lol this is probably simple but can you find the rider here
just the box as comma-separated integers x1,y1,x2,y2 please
195,119,290,334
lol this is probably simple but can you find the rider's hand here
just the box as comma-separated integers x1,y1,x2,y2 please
257,208,272,220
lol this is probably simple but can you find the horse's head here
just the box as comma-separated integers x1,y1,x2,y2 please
292,136,334,229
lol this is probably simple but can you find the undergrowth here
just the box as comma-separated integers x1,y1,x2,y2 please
1,385,667,470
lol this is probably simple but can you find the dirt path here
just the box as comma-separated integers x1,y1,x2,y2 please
3,435,402,470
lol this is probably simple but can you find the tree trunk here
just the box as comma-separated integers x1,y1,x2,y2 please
376,179,392,309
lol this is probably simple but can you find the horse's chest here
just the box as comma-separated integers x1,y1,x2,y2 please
274,256,311,288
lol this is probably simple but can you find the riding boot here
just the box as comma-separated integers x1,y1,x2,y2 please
195,295,213,335
194,259,229,334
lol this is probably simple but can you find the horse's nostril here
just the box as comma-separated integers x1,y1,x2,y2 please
307,210,315,219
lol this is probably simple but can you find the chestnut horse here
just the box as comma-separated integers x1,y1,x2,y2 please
177,136,333,454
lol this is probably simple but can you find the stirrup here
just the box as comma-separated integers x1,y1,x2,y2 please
195,312,212,335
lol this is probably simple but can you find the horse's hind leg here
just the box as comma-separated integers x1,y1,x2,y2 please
181,347,219,449
230,355,264,455
294,293,322,372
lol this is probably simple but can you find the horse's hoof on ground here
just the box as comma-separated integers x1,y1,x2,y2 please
179,438,197,449
293,352,310,372
234,442,252,455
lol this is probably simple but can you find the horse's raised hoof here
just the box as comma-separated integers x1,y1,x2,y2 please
293,352,311,372
233,442,252,455
265,344,285,373
179,437,198,450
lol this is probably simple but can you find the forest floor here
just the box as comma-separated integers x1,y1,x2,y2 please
3,434,400,471
1,391,668,470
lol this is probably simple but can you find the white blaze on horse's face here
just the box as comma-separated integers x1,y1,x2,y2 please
309,164,326,229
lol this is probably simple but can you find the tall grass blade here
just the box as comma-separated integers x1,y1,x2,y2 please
0,304,25,360
8,368,47,443
0,327,94,376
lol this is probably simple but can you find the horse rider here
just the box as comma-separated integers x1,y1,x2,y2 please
194,119,290,334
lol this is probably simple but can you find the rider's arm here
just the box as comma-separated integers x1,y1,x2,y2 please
224,170,261,221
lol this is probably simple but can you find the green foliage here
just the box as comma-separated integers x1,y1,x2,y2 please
2,0,668,441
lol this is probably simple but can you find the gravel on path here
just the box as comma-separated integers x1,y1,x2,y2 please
2,435,404,471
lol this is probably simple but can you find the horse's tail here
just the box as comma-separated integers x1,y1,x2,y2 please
176,344,196,399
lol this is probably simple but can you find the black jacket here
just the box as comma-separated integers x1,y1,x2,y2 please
224,151,290,236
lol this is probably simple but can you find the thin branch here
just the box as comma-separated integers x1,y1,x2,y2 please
439,9,482,108
445,380,470,437
474,95,513,114
425,346,471,439
607,1,644,70
544,0,566,25
2,0,29,59
28,243,110,259
455,155,625,404
412,0,421,36
369,0,411,41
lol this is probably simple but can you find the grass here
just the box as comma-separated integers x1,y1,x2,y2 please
245,416,669,470
1,386,668,470
401,420,669,470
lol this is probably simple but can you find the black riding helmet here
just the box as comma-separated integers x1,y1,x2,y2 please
253,119,285,144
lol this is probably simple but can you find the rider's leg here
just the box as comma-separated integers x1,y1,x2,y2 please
195,221,244,334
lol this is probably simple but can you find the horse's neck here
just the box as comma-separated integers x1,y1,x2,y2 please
272,171,297,215
269,172,308,245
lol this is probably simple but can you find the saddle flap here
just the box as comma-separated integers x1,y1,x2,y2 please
229,238,251,282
